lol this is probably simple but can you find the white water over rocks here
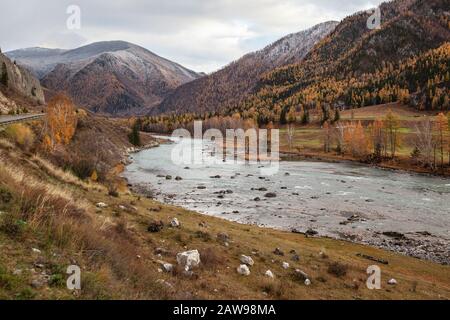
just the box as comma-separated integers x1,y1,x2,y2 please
125,137,450,264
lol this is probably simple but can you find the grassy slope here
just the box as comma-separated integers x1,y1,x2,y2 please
0,130,449,300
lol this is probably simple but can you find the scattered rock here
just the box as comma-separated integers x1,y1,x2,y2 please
265,270,274,278
356,253,388,265
96,202,108,209
165,175,172,180
388,278,397,285
291,254,300,262
197,185,207,190
176,250,201,271
13,269,22,276
305,229,318,236
273,248,284,256
170,217,181,228
210,175,221,179
175,176,183,181
253,197,261,201
157,260,174,273
237,264,250,276
240,255,254,266
154,247,170,256
293,269,309,281
31,276,48,288
304,279,311,286
282,262,290,269
382,231,406,239
32,248,41,254
148,220,164,233
264,192,277,198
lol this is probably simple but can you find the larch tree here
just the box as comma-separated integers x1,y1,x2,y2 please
370,118,384,160
434,113,449,168
383,110,401,158
322,121,332,153
286,107,296,153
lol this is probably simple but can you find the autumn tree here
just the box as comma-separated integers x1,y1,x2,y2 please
344,121,368,158
333,108,340,123
383,110,401,158
434,113,449,169
43,94,77,151
300,107,310,125
369,118,385,160
322,121,332,153
286,107,296,153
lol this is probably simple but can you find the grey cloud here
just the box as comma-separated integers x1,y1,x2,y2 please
1,0,384,72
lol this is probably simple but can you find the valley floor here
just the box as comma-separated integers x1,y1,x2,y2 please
0,137,449,300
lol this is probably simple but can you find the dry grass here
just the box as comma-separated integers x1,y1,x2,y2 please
31,155,99,191
0,121,449,300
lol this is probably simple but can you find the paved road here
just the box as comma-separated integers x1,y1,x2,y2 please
0,113,45,126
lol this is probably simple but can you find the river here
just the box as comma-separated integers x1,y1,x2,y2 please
124,136,450,264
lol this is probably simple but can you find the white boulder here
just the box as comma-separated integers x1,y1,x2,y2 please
265,270,274,278
304,279,311,286
96,202,108,208
282,262,290,269
176,250,201,271
237,264,250,276
240,255,254,266
388,278,397,285
170,217,181,228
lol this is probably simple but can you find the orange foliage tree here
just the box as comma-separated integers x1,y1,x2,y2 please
43,94,77,150
434,112,449,168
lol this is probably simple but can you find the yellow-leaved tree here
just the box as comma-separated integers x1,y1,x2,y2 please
43,94,77,151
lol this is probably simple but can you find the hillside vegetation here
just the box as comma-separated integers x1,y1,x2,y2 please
0,99,449,300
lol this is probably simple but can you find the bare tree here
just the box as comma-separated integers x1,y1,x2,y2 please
413,117,435,169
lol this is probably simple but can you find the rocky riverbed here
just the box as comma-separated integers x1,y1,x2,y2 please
125,137,450,265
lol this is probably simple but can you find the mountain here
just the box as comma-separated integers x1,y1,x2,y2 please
6,41,202,115
236,0,450,121
0,52,45,115
153,21,339,115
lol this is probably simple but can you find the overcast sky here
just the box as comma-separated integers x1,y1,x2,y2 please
1,0,384,72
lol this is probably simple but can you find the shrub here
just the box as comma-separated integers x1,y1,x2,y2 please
199,247,224,269
71,158,96,180
327,262,348,278
4,124,35,150
0,211,27,239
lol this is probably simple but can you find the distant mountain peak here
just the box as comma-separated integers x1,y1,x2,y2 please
7,41,202,115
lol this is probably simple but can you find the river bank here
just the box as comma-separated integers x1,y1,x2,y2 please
124,137,450,265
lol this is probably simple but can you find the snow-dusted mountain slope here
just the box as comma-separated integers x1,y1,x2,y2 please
155,21,339,115
7,41,202,115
